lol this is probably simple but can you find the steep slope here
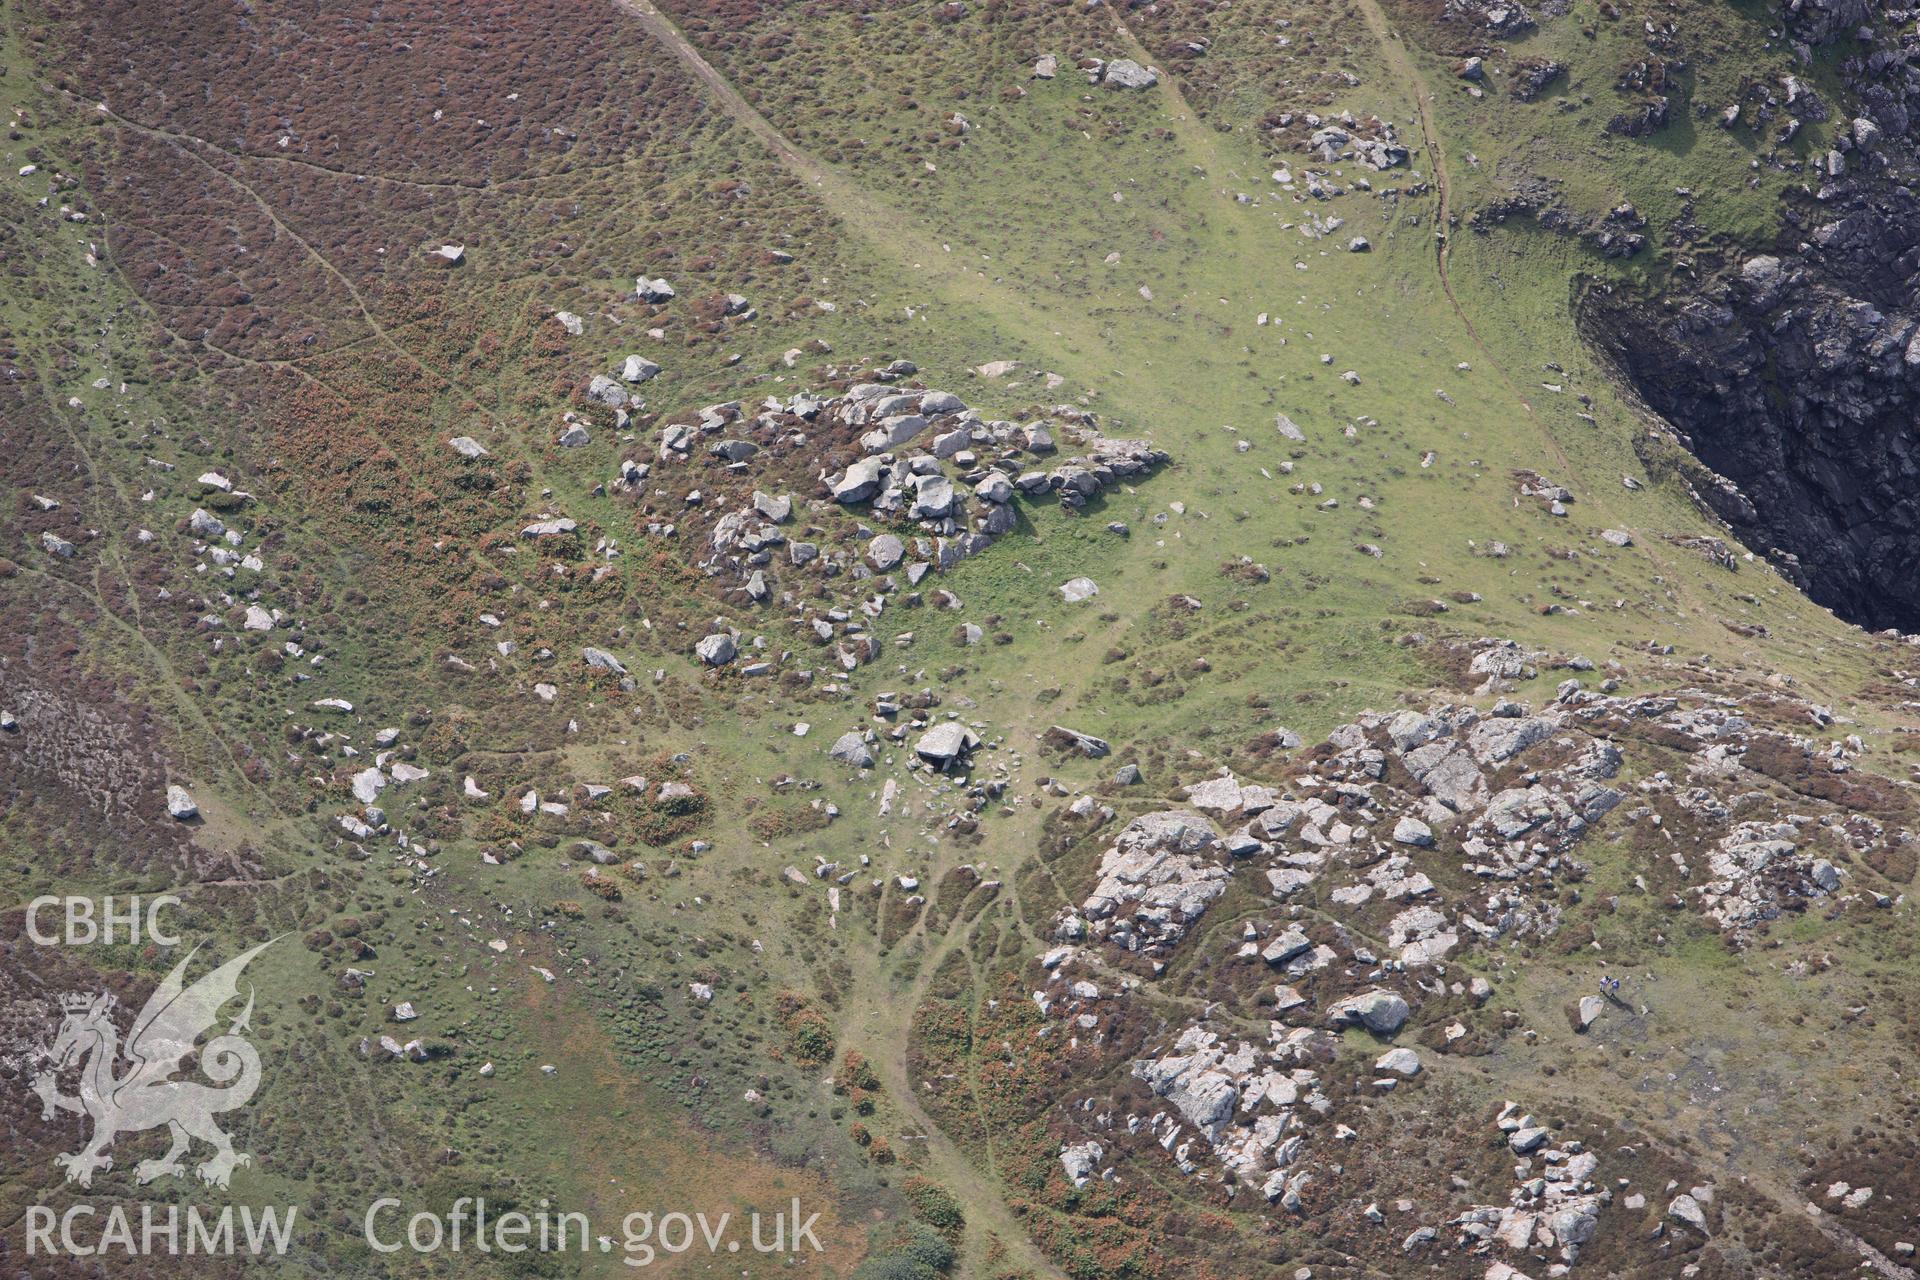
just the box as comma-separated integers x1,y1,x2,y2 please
2,1,1919,1278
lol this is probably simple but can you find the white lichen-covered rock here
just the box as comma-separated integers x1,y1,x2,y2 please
1392,815,1434,846
1325,988,1410,1035
831,457,889,503
1133,1035,1247,1140
1100,57,1158,89
1183,773,1246,814
915,721,979,768
1454,1106,1607,1266
1668,1192,1707,1233
1375,1047,1421,1076
1698,820,1835,933
1467,713,1562,765
828,731,874,768
1125,1022,1326,1195
583,647,628,676
1075,811,1230,952
1060,1140,1104,1187
1387,905,1457,966
695,632,738,666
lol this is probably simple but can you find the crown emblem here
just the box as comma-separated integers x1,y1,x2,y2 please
33,940,277,1191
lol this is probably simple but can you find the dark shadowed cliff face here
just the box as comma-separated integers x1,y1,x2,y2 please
1581,208,1920,632
1582,0,1920,633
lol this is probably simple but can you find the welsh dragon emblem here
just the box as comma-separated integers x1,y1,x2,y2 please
30,940,275,1189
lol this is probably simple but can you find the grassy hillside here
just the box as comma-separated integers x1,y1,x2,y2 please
3,1,1917,1278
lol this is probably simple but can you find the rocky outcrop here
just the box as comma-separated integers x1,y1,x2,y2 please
1064,810,1231,953
1448,1103,1607,1268
1019,649,1900,1261
1581,0,1920,631
1783,0,1872,47
1583,239,1920,630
